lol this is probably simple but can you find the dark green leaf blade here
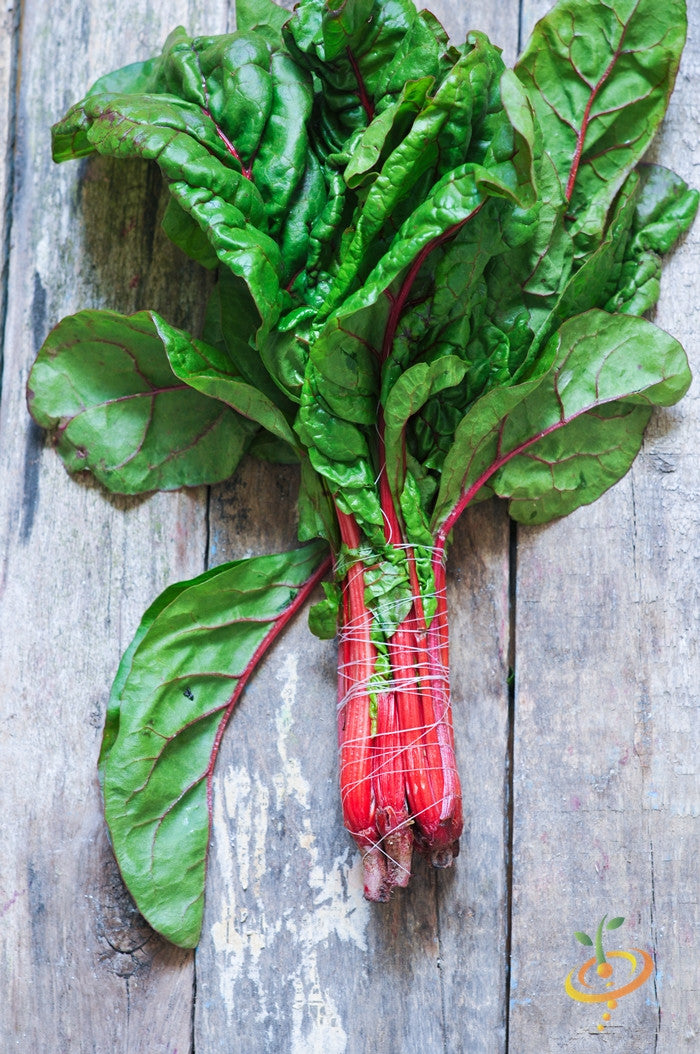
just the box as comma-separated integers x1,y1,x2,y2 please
204,268,298,411
51,27,324,310
235,0,290,41
99,567,238,782
103,542,330,947
432,311,691,534
161,197,220,269
383,356,468,503
284,0,447,139
27,310,257,494
516,0,687,246
574,931,594,946
528,170,642,356
153,314,299,450
607,164,700,316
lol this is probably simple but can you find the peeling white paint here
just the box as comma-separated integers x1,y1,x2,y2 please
210,765,279,1023
223,765,252,891
284,849,368,1053
208,654,369,1046
291,968,348,1054
300,849,370,952
273,652,312,810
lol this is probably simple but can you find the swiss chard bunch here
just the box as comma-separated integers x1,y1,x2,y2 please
28,0,697,948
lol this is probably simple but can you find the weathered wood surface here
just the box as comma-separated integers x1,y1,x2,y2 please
0,1,696,1052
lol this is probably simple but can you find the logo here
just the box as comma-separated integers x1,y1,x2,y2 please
564,915,654,1033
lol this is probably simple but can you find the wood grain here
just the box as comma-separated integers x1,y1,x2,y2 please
0,1,226,1050
509,3,700,1051
0,0,696,1051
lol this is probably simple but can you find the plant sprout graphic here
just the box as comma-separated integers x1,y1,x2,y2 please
565,915,654,1032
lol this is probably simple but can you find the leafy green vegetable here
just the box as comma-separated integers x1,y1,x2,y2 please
515,0,687,248
27,310,259,493
27,0,696,945
102,542,329,947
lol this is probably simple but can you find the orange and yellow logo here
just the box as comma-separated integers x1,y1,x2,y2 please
564,915,654,1032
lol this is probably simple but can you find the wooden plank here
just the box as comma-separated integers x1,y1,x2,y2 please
193,3,519,1052
0,1,226,1049
0,0,17,317
7,0,695,1051
509,2,700,1051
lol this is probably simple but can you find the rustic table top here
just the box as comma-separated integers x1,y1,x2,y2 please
1,1,698,1051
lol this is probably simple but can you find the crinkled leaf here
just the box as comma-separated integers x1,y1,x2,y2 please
383,356,468,502
432,311,691,532
27,310,257,494
308,581,341,639
295,362,385,541
516,0,687,246
52,27,323,308
284,0,448,140
321,36,517,312
103,541,329,947
235,0,291,42
486,150,572,354
529,171,641,355
343,77,433,189
607,164,700,315
311,161,531,430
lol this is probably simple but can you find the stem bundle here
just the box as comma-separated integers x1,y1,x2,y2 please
335,508,462,900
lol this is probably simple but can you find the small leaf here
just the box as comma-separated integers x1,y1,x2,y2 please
606,916,625,931
308,582,341,639
156,315,300,450
574,931,594,946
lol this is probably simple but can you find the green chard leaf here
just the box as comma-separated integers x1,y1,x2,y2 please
432,311,691,533
516,0,687,248
52,25,325,315
321,33,520,312
235,0,291,43
308,580,342,639
27,310,258,494
159,315,299,450
103,541,329,948
297,459,340,546
607,163,700,315
284,0,448,141
202,268,298,415
383,356,468,504
529,170,642,355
